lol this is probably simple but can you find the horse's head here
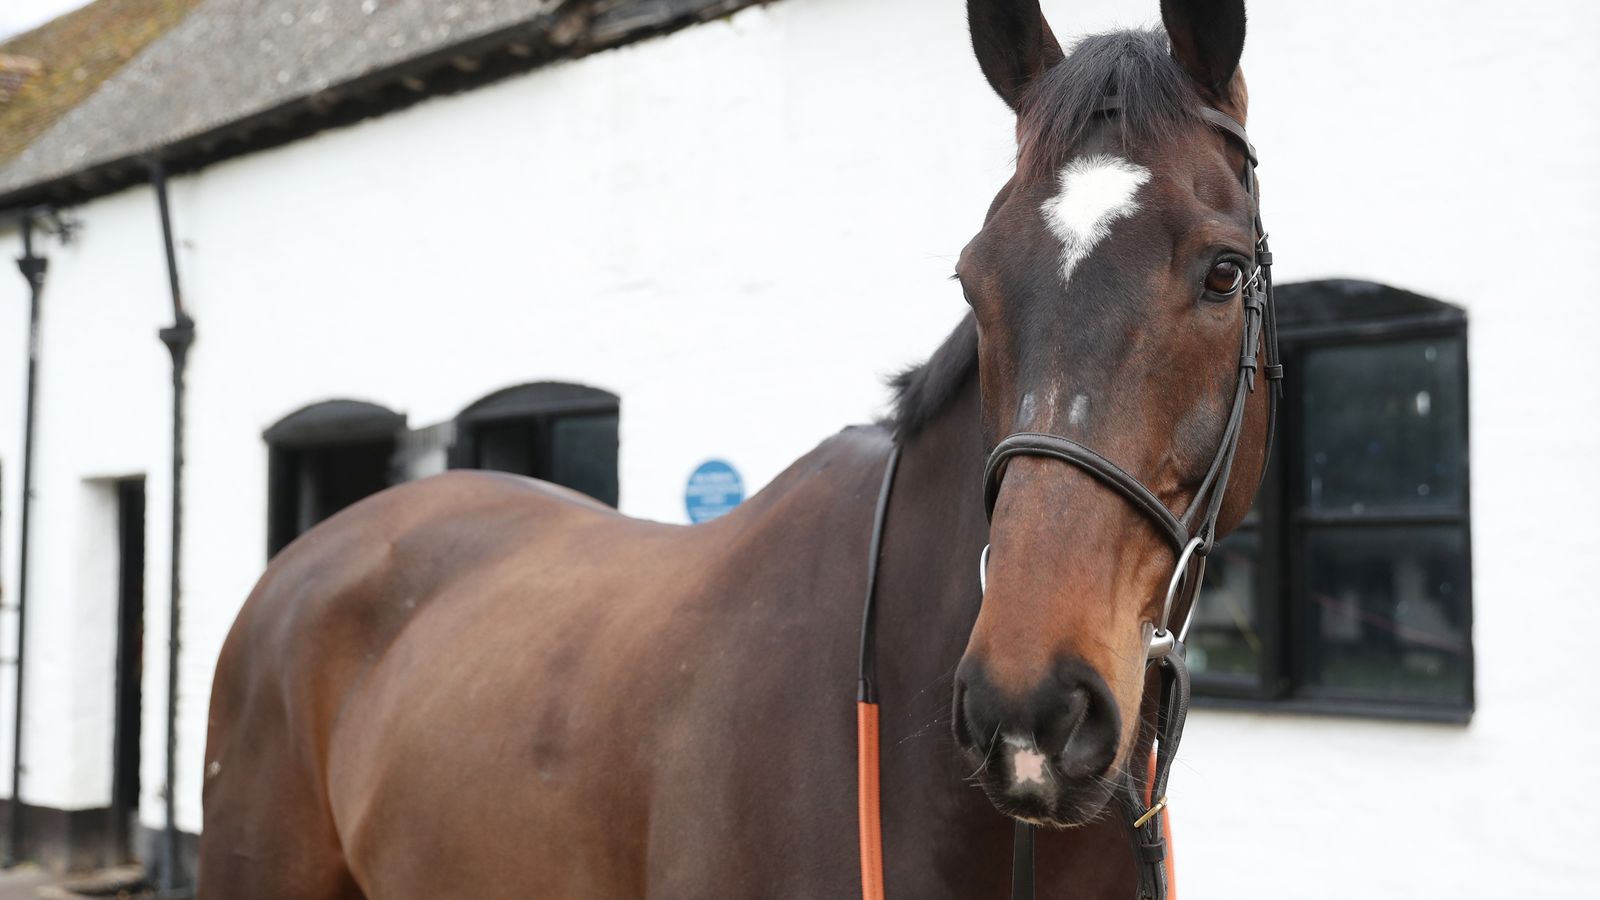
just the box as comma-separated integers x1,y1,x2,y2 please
952,0,1273,826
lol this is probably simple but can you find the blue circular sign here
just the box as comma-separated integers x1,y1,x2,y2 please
685,460,745,523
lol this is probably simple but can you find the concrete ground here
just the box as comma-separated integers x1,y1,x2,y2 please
0,867,54,900
0,865,149,900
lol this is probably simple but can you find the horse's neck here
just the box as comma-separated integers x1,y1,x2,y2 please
882,373,990,652
872,372,1004,814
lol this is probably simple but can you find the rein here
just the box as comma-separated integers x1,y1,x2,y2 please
855,101,1278,900
856,444,901,900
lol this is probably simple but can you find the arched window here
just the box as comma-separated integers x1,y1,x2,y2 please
1189,281,1473,720
264,399,406,556
451,383,619,506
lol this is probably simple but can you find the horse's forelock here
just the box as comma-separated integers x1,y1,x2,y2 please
1016,27,1205,183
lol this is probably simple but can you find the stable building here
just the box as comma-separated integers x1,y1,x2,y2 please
0,0,1596,895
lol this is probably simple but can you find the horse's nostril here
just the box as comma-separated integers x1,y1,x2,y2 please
1041,686,1089,754
954,657,1119,785
953,658,1006,756
1052,669,1119,780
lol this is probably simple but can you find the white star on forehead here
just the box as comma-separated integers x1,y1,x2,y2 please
1040,154,1151,288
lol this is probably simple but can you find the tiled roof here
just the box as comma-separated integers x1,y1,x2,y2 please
0,0,770,212
0,0,203,168
0,54,46,102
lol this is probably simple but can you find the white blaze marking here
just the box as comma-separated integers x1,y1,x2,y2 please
1040,155,1151,288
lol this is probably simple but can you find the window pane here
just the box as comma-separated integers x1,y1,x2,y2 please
548,413,620,507
1301,337,1465,512
271,439,394,556
1188,529,1264,686
474,419,542,477
1301,526,1470,706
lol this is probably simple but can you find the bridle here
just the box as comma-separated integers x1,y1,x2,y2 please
855,100,1280,900
981,100,1280,900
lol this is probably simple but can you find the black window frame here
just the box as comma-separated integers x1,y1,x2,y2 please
1191,281,1474,723
264,399,406,558
449,382,620,507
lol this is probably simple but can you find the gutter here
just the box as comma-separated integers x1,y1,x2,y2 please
149,162,193,898
2,212,46,867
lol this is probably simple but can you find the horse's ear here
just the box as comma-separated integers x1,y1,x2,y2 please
1160,0,1247,102
968,0,1064,112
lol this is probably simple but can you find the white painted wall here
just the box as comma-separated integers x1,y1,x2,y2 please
0,0,1596,894
0,186,174,817
1173,1,1600,896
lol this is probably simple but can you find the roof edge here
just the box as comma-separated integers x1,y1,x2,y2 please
0,0,771,214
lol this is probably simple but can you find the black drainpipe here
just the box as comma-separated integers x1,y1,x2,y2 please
3,213,46,867
150,162,194,897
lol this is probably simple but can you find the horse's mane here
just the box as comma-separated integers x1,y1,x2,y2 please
886,27,1204,439
886,313,980,440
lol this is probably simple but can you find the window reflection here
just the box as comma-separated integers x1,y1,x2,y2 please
1302,337,1465,513
1302,526,1470,705
1188,530,1262,686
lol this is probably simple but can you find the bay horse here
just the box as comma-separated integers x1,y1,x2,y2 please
198,0,1276,896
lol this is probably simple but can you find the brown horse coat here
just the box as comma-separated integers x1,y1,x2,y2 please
200,376,1138,898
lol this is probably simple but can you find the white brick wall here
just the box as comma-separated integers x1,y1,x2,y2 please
0,1,1596,894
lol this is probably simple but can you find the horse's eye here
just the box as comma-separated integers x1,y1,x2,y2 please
1204,260,1243,297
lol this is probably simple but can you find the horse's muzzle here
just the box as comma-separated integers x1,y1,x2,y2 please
952,655,1123,825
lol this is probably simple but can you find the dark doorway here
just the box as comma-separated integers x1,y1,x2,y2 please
451,383,620,506
111,478,145,862
265,400,406,556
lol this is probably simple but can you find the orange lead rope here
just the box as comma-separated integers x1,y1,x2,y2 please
857,701,885,900
1165,805,1177,898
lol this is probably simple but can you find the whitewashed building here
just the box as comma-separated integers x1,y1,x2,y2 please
0,0,1596,895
